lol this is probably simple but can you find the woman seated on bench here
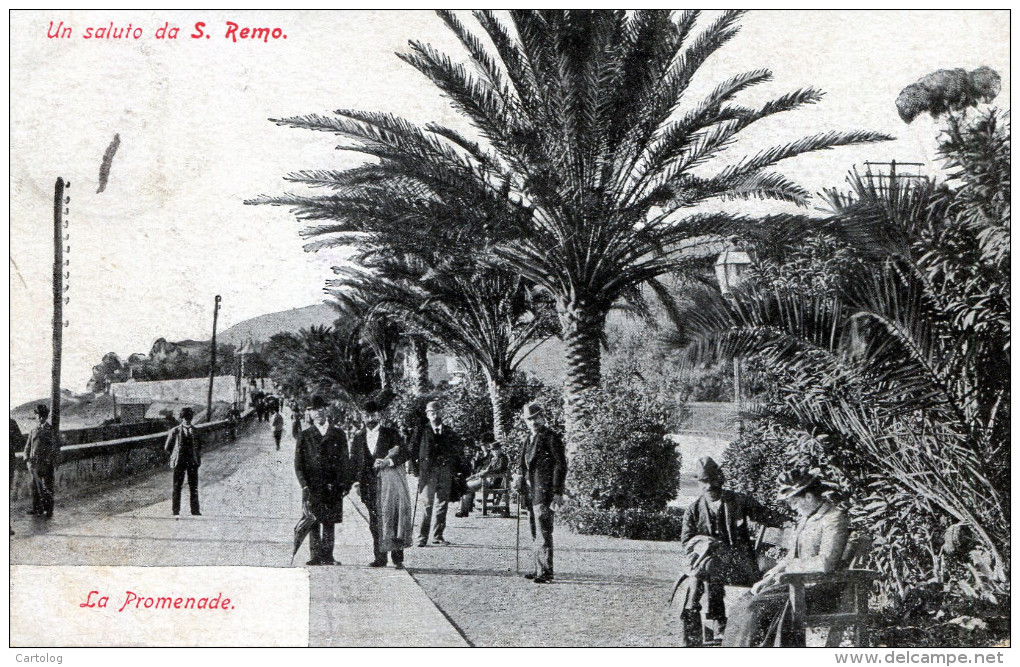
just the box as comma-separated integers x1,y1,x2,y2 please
723,467,849,647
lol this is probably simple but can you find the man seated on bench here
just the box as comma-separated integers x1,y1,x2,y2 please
723,467,850,647
456,433,509,517
672,457,786,646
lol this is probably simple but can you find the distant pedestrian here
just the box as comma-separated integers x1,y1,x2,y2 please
513,402,566,583
410,400,461,547
272,409,285,450
295,396,352,565
165,407,202,516
23,404,58,520
291,406,303,441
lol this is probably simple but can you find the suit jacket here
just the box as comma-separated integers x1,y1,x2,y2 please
164,424,202,469
350,425,407,492
680,490,785,586
24,422,58,467
295,423,352,524
782,500,849,574
518,426,566,505
410,422,461,479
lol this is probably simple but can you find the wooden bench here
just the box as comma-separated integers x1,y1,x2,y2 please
777,533,879,647
478,476,510,516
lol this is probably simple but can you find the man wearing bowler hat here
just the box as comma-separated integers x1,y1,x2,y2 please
672,456,785,645
296,396,352,565
513,402,566,584
165,406,203,516
23,404,58,519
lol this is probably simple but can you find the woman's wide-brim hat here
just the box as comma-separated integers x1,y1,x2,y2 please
523,402,544,419
776,468,821,500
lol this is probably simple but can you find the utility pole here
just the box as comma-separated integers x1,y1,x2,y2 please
51,178,68,435
206,295,221,422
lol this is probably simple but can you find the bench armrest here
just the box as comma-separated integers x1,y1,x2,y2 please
778,569,881,587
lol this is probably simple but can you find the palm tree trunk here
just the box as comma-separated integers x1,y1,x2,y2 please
377,352,394,391
558,300,605,452
484,370,508,441
409,336,430,395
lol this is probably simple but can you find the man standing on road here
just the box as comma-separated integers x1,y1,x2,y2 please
23,405,58,520
271,408,285,451
410,400,461,547
513,402,566,584
295,396,352,566
165,406,203,517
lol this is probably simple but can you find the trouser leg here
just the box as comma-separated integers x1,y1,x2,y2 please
366,497,385,562
309,523,323,562
431,465,451,540
320,522,335,561
418,476,435,541
533,502,553,577
187,466,200,514
274,432,282,449
680,610,705,647
172,466,186,514
460,492,475,514
40,465,54,516
391,549,404,565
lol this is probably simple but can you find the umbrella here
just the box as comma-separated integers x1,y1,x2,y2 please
290,498,318,565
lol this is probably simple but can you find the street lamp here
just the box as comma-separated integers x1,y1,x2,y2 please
715,249,753,433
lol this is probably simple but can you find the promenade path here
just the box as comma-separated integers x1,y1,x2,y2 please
9,421,467,647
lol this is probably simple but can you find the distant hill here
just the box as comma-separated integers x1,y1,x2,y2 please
218,303,339,346
11,391,116,432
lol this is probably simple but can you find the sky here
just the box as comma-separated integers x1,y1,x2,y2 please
8,10,1010,409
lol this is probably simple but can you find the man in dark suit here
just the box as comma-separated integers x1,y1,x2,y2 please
350,400,407,568
23,405,58,519
409,400,461,547
164,406,203,516
674,456,785,646
513,402,566,583
295,396,352,566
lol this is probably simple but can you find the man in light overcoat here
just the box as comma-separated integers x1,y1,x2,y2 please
23,404,58,519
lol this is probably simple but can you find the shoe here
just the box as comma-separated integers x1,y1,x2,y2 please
393,563,405,570
43,513,53,520
416,540,428,548
431,538,449,545
532,575,552,584
306,558,323,566
323,558,340,566
368,560,386,568
454,511,468,518
191,512,202,516
25,510,37,516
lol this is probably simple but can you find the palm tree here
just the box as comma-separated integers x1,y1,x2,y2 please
678,165,1009,578
331,255,556,438
253,10,891,444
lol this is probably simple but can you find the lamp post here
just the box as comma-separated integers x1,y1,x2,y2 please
714,249,753,433
206,295,221,422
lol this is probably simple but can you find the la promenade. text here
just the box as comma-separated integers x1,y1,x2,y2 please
80,589,235,613
47,20,288,43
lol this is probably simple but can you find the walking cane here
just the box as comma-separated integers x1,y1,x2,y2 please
411,477,420,533
514,489,521,574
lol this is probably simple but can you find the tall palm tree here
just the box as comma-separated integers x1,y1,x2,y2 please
253,10,891,444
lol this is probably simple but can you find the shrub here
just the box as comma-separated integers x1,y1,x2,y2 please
559,503,685,541
568,383,680,513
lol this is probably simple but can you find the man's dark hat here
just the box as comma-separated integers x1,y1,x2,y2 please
523,402,544,419
310,396,328,410
479,431,495,445
363,399,381,414
34,404,50,418
180,406,195,419
693,456,725,483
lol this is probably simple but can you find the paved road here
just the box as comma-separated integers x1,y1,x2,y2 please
9,421,466,647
